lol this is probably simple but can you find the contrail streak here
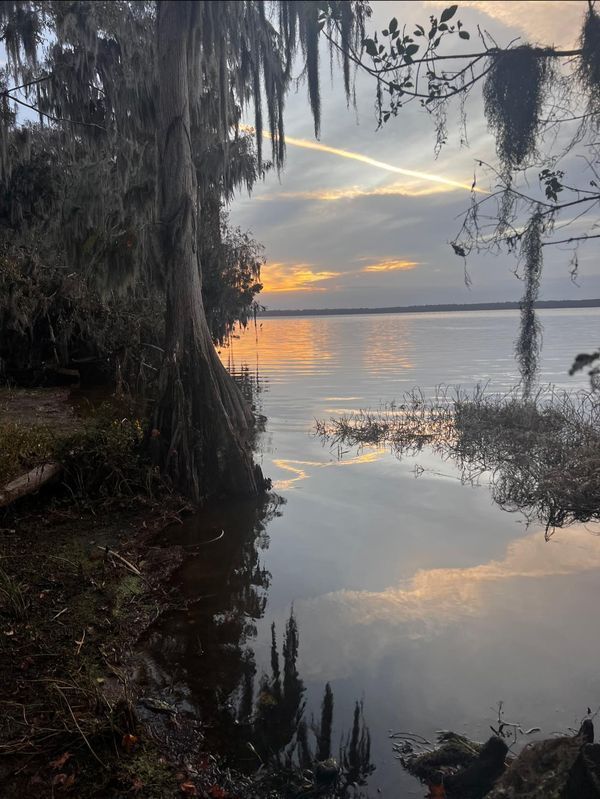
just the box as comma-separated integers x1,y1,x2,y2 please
243,126,479,192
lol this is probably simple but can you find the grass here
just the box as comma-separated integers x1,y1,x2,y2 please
316,385,600,535
0,565,28,620
0,400,166,505
0,423,56,485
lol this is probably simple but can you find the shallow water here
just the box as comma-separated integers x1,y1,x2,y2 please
144,309,600,796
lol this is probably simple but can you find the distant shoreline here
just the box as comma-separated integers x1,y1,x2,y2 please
259,299,600,318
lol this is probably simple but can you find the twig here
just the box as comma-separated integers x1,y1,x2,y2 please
51,607,68,622
75,629,86,656
97,546,141,577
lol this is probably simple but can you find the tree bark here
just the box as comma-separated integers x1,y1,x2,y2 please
153,0,263,502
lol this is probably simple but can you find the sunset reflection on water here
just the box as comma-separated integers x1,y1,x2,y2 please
219,314,415,382
211,310,600,797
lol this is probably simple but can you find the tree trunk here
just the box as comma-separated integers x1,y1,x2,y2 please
153,0,263,502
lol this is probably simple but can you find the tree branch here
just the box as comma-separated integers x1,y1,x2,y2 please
324,30,497,101
5,94,107,132
4,75,51,94
542,233,600,246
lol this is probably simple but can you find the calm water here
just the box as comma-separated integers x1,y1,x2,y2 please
144,309,600,796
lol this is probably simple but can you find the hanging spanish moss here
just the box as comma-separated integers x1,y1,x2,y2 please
579,5,600,114
483,46,554,170
0,0,369,500
516,210,544,400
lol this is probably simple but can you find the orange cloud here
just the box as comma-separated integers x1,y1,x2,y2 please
261,262,339,293
362,259,419,273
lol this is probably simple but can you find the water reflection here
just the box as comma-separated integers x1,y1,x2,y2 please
319,388,600,534
141,495,374,796
142,496,279,720
360,315,415,374
200,311,600,796
244,612,374,796
272,450,385,490
292,526,600,644
223,318,335,375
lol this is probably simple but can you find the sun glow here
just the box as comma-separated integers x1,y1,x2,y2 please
362,259,419,273
265,181,455,201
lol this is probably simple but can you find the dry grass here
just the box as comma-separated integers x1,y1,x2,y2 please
316,386,600,535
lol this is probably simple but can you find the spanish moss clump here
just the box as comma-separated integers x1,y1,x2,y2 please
579,6,600,114
516,211,544,400
483,46,553,169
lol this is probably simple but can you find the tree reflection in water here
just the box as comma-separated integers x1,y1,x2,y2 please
242,611,374,796
141,494,373,796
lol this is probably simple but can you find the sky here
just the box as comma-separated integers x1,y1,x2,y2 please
229,1,597,310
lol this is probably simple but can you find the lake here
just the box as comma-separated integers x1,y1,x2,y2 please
143,308,600,796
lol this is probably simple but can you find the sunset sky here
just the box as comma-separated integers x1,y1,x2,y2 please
230,1,596,310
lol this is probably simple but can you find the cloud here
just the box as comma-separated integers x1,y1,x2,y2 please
260,257,420,295
263,181,455,202
260,262,339,293
361,258,420,273
242,126,479,192
425,1,587,49
304,526,600,633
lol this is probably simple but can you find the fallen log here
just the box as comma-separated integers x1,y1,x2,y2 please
0,461,62,507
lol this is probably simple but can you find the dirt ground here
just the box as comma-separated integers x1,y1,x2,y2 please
0,497,191,798
0,387,81,432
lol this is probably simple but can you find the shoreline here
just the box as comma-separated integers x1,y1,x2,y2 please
259,298,600,318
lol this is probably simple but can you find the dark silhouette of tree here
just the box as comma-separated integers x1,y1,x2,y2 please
0,125,265,385
0,0,368,499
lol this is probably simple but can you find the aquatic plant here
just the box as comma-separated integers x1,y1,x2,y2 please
316,386,600,535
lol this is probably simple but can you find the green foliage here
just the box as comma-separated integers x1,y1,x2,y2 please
0,246,164,388
0,1,367,379
56,406,160,500
201,201,264,346
483,46,554,170
0,127,263,384
0,401,164,503
0,420,55,485
362,5,469,131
